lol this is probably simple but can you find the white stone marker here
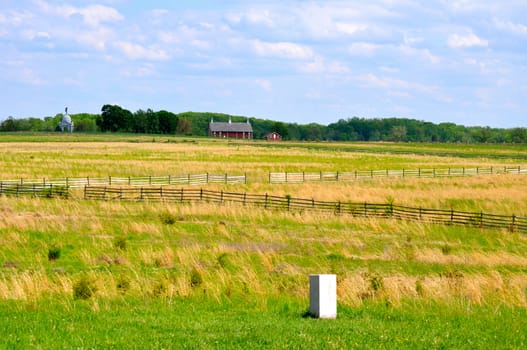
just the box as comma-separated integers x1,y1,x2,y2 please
309,274,337,319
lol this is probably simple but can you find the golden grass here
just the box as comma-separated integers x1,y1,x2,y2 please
1,139,527,307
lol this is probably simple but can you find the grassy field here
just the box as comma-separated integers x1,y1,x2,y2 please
1,133,527,348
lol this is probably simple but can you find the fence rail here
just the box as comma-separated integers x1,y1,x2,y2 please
269,166,526,183
0,173,246,189
0,183,69,198
82,186,527,233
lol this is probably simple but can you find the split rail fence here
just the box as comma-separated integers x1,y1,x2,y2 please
0,173,246,190
269,166,526,183
82,186,527,233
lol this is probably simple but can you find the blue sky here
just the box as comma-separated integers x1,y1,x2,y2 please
1,0,526,127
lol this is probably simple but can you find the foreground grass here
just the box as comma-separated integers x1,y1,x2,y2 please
2,297,526,349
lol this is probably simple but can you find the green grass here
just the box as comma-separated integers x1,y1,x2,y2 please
1,297,526,349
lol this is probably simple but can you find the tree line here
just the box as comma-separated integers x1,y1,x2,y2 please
1,104,526,143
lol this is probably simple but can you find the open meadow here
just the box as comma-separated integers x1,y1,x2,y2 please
1,133,527,348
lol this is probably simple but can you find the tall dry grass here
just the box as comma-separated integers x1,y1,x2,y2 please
1,139,526,307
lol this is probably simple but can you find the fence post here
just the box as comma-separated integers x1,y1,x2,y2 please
243,192,247,206
225,173,228,184
402,169,405,178
200,188,203,201
109,176,112,186
188,173,191,185
84,185,87,199
206,173,209,184
418,168,421,178
451,209,454,224
510,215,516,232
149,176,152,185
265,193,268,209
168,175,171,185
16,183,19,197
221,190,224,203
140,187,143,200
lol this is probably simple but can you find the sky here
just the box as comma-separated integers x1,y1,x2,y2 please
1,0,527,128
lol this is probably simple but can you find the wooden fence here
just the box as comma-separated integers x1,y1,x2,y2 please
269,166,526,183
0,173,246,189
83,186,527,233
0,183,69,198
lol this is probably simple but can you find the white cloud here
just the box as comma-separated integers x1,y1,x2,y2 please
300,58,350,74
75,27,115,51
335,22,368,35
448,32,488,48
21,30,50,40
36,0,123,27
0,10,34,26
121,63,157,78
114,41,169,61
494,19,527,36
349,42,383,56
358,73,446,100
251,40,313,59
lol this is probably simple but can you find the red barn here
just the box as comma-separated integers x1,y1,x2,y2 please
266,132,282,141
208,117,253,139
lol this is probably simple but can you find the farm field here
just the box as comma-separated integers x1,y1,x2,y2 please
1,133,527,348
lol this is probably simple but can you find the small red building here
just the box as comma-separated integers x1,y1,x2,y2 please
208,117,253,139
266,132,282,141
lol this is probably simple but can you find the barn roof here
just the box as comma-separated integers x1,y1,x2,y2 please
209,121,253,133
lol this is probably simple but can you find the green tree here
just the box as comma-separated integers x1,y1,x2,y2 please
389,125,407,142
98,105,133,132
157,110,178,134
176,118,192,134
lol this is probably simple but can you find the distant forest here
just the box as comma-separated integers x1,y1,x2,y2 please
1,104,526,143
